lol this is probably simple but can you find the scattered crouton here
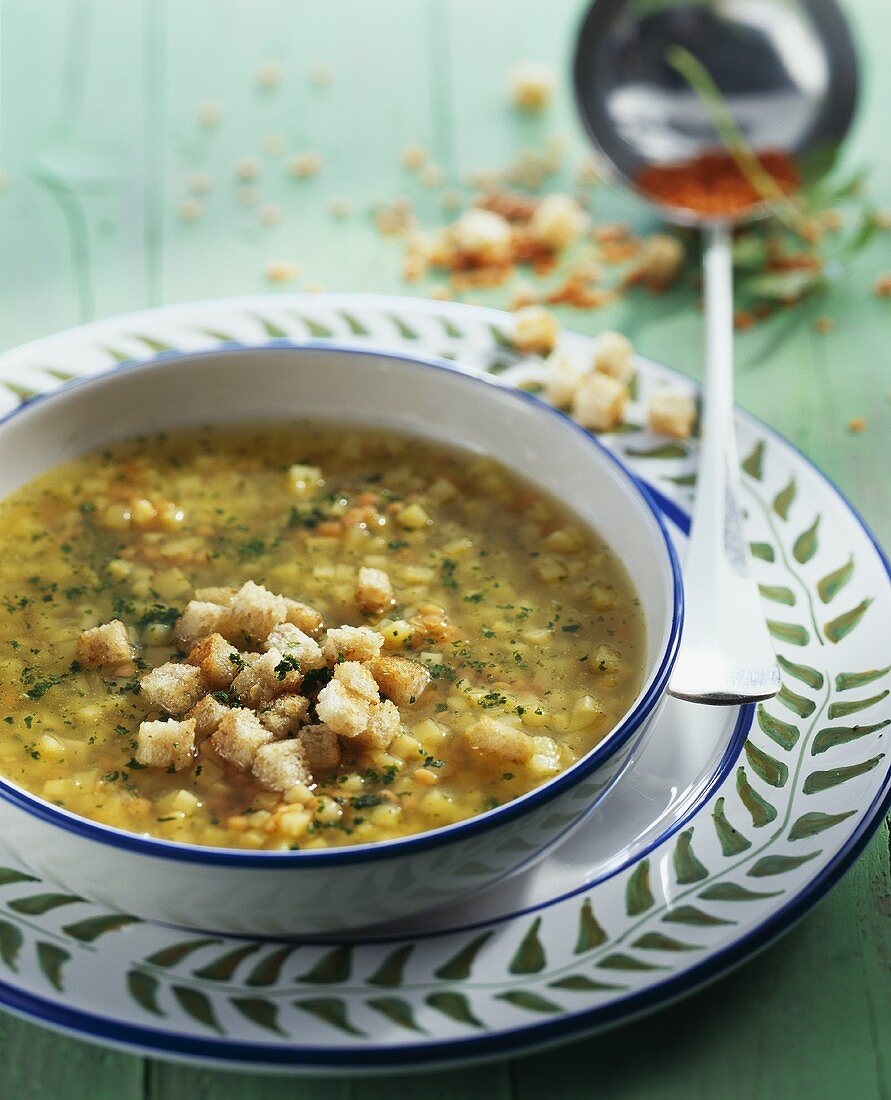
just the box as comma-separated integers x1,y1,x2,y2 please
572,372,629,431
136,718,196,771
252,739,313,792
211,708,275,770
511,305,559,355
530,194,587,252
356,566,396,614
315,678,373,738
264,623,326,669
450,208,512,263
233,649,302,708
187,633,240,690
626,233,685,292
140,662,204,715
299,724,341,770
591,330,634,383
508,61,555,113
544,351,585,408
187,695,229,740
259,694,309,738
175,600,231,650
332,660,380,702
76,620,134,670
367,655,431,706
323,625,384,664
465,716,535,763
648,386,696,440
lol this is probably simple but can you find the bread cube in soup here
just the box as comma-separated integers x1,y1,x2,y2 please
322,625,383,664
299,724,341,770
356,566,395,614
211,708,274,770
136,718,196,771
76,620,133,669
367,655,431,706
175,600,230,650
465,716,535,763
233,648,302,708
281,597,324,637
187,633,240,690
259,694,309,738
187,695,229,740
140,662,204,715
315,678,371,738
356,699,401,750
253,739,313,792
264,623,325,669
333,660,379,702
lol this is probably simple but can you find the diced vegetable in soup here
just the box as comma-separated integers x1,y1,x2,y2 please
0,424,645,850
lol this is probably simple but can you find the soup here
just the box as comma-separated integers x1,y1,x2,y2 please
0,424,645,850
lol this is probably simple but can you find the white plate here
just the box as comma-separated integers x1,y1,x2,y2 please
0,293,888,1074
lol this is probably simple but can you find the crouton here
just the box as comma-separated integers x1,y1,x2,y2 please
465,716,535,763
647,386,697,440
281,598,324,637
627,233,685,292
263,623,325,669
355,699,401,750
299,724,341,771
591,330,634,384
175,600,231,650
252,739,313,792
572,372,628,431
509,60,555,113
233,649,302,708
187,695,229,740
451,208,512,263
367,655,431,706
76,620,134,670
140,662,204,715
211,708,274,770
187,633,240,690
356,566,395,614
136,718,196,771
332,660,379,702
315,678,372,738
259,694,309,738
227,581,289,645
530,193,588,252
512,305,559,355
323,625,383,664
544,351,585,408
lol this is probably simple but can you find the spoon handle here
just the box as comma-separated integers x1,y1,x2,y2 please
668,221,780,706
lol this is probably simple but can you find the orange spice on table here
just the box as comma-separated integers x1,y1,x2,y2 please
635,149,800,217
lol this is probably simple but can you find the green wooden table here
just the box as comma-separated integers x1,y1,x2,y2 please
1,0,889,1095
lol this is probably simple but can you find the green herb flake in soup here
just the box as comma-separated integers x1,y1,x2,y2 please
0,424,645,850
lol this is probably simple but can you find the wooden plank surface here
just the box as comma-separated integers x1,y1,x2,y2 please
0,0,889,1096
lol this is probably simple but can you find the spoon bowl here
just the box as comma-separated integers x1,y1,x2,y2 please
573,0,859,226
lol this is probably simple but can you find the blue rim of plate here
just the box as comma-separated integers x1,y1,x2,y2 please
0,328,887,1069
0,342,683,868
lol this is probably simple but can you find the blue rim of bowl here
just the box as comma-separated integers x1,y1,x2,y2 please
0,342,684,867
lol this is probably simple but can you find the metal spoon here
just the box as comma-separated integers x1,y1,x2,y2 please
573,0,858,705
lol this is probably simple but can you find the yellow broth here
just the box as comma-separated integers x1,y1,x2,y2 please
0,424,645,850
